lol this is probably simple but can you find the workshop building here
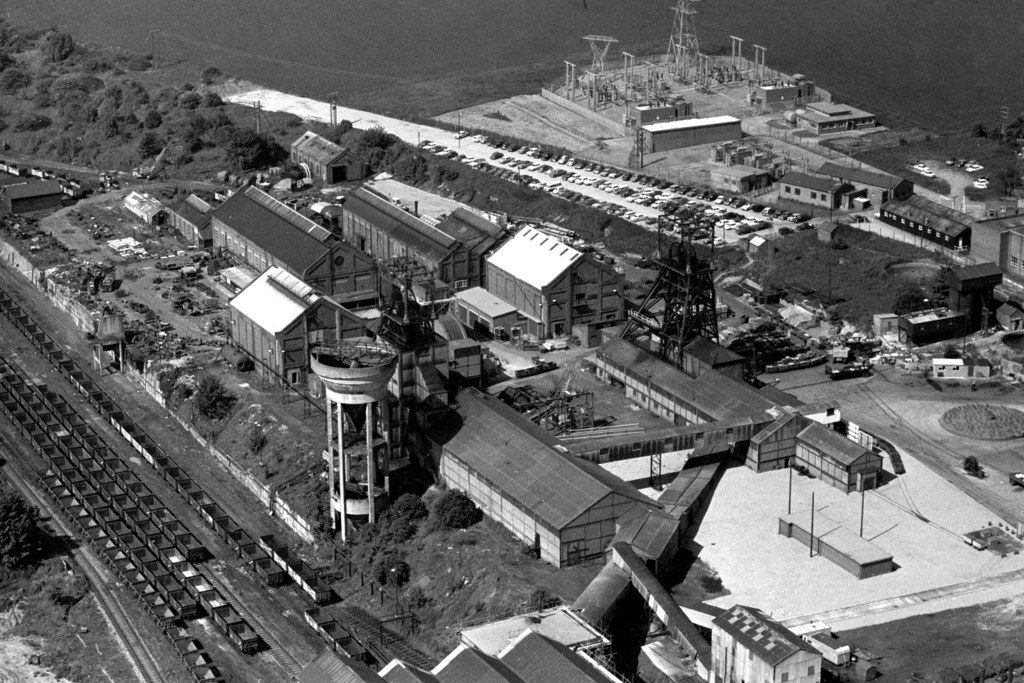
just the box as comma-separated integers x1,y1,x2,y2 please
641,116,742,152
880,195,971,251
435,389,655,567
997,303,1024,331
711,605,821,683
710,165,774,194
452,287,521,338
795,101,876,134
2,180,63,214
165,194,213,247
342,188,501,291
290,130,366,184
898,309,967,346
794,422,882,492
123,191,165,225
816,162,914,207
486,227,622,340
778,172,850,210
211,185,378,308
229,266,367,386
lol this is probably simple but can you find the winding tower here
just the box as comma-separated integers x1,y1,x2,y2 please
311,338,399,541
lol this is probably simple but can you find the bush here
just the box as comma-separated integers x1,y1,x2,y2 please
201,91,223,107
199,66,222,85
177,91,202,110
387,493,428,524
0,67,29,93
194,375,235,420
373,552,410,586
45,31,75,62
431,490,481,530
0,491,43,568
13,114,50,132
142,109,163,130
137,131,163,158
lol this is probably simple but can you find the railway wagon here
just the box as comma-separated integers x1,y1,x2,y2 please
200,589,227,617
162,586,200,620
198,502,225,528
190,664,226,682
226,621,260,655
214,515,239,544
252,555,289,587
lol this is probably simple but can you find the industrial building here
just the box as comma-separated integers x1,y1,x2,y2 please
710,605,821,683
211,185,378,307
946,262,1002,333
778,172,850,210
485,227,622,340
795,101,876,134
879,195,972,251
165,193,213,247
709,165,774,194
778,510,894,579
997,303,1024,331
632,101,693,126
898,308,967,346
641,116,742,152
999,223,1024,287
434,389,654,567
341,187,503,292
753,77,816,112
816,162,913,207
290,130,366,184
2,180,63,214
228,266,368,386
793,422,882,492
452,287,521,338
931,356,992,380
123,191,165,225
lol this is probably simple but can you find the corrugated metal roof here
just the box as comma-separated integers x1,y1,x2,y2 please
436,208,505,257
642,115,739,133
497,630,614,683
230,266,319,335
712,605,816,667
167,195,212,229
299,649,385,683
796,422,873,466
487,227,583,290
455,287,518,319
123,191,164,218
4,179,62,200
291,130,351,166
212,186,332,274
443,390,652,531
657,462,721,520
882,195,971,238
684,336,744,367
611,506,678,562
345,188,456,264
432,644,526,683
953,262,1003,281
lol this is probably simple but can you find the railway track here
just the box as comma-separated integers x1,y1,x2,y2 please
0,437,167,683
203,569,303,678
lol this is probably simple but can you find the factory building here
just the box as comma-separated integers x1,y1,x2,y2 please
711,605,821,683
641,116,742,152
778,172,851,210
229,267,368,386
165,194,213,248
485,227,622,340
946,263,1002,333
795,101,876,134
211,185,378,308
898,308,967,346
290,130,366,184
2,180,63,214
879,195,971,252
815,162,914,208
434,389,654,567
341,188,502,292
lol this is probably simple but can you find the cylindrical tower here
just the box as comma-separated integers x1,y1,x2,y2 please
310,338,399,542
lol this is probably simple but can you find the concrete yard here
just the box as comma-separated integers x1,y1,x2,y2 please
690,450,1024,631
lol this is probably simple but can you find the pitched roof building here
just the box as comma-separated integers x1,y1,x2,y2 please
165,194,214,247
711,605,821,683
880,194,971,251
291,130,366,184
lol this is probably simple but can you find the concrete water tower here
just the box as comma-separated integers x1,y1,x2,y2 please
311,337,399,541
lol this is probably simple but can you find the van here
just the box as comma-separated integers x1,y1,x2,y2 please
541,339,569,352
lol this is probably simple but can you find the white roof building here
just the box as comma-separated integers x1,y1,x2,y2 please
123,191,164,224
641,115,740,133
486,227,583,290
230,266,319,336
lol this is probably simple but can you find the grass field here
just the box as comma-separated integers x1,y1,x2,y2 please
940,404,1024,440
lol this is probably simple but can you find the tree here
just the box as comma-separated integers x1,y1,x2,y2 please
177,91,202,110
199,66,222,85
971,122,989,138
201,91,223,108
227,128,284,170
892,284,928,315
45,31,75,62
0,67,29,93
431,490,481,530
0,491,43,568
194,375,235,420
142,109,163,130
963,455,981,476
137,131,163,158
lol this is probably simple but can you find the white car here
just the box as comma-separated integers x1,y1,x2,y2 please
455,130,470,140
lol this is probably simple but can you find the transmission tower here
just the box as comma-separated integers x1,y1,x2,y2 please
666,0,701,79
583,35,618,75
621,229,719,367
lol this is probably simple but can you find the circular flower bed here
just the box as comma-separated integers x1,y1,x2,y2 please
939,404,1024,440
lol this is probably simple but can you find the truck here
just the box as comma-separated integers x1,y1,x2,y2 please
1010,472,1024,488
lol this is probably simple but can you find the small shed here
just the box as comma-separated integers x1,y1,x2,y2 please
816,221,841,243
123,191,164,225
997,303,1024,331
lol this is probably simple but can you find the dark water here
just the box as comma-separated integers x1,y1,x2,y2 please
17,0,1024,130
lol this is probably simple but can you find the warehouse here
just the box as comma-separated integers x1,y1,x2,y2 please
778,510,894,579
290,130,366,184
795,101,876,134
2,180,63,214
816,161,913,207
794,422,882,492
165,194,213,247
211,185,378,308
486,227,622,340
342,188,501,291
435,389,654,567
778,171,850,209
641,116,742,152
879,195,971,251
711,605,821,683
229,266,368,385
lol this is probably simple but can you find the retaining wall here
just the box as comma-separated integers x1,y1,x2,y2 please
539,88,623,137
